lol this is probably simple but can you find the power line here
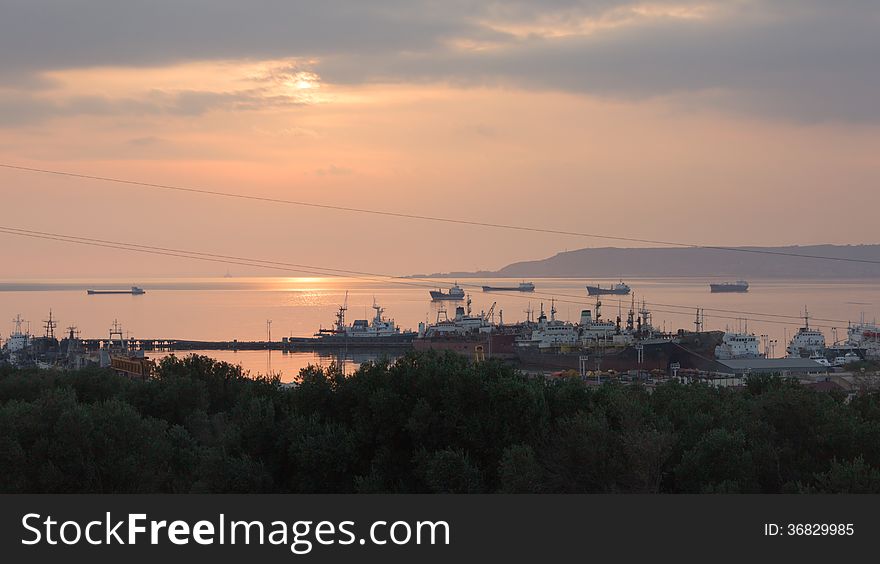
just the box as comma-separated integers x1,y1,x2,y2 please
3,162,880,266
0,225,856,329
0,224,852,324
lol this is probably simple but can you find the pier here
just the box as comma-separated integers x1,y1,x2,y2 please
77,338,415,352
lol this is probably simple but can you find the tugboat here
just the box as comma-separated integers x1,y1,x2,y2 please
430,282,466,301
586,281,631,296
709,280,749,293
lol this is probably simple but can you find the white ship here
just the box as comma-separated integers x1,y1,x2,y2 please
715,332,762,360
786,309,826,358
420,296,493,337
832,352,861,367
577,300,619,342
518,298,629,350
846,317,880,359
519,301,580,349
3,315,31,353
316,295,414,341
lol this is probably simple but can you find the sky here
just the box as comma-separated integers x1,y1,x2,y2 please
1,0,879,278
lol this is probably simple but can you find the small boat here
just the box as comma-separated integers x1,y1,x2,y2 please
430,283,466,301
709,280,749,293
482,281,535,292
832,352,861,367
586,282,631,296
87,286,146,295
810,354,831,367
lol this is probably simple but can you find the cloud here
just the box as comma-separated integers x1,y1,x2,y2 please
0,79,317,127
1,1,879,122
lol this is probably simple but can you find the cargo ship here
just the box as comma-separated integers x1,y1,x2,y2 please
709,280,749,293
87,286,146,295
586,281,631,296
482,281,535,292
430,283,466,301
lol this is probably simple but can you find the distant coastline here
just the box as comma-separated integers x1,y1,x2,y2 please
410,244,880,280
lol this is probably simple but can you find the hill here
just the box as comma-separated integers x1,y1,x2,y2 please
421,245,880,279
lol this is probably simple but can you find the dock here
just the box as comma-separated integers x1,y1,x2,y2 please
77,338,415,352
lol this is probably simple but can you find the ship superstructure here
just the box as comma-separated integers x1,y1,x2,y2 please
844,316,880,359
4,314,31,353
786,309,826,358
420,296,493,337
715,332,762,360
518,301,579,349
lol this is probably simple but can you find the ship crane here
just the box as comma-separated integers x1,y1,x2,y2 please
485,302,497,324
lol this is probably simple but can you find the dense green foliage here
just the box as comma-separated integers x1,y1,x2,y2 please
2,352,880,493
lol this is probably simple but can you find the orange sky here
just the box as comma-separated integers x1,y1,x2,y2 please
2,1,879,277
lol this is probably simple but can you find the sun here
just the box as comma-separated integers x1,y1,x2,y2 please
285,71,320,91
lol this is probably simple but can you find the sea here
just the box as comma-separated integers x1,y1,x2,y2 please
1,276,877,382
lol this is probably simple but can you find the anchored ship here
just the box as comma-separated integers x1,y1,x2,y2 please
586,281,631,296
430,283,466,301
709,280,749,293
786,308,826,358
482,281,535,293
845,316,880,359
714,332,762,360
285,294,416,348
87,286,146,295
3,314,31,353
514,296,724,373
414,298,521,360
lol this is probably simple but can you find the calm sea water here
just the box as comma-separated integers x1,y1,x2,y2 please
1,276,878,381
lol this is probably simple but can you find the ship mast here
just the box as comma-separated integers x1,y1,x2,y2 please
372,298,384,324
109,319,125,350
12,314,25,337
43,309,57,340
335,291,349,333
